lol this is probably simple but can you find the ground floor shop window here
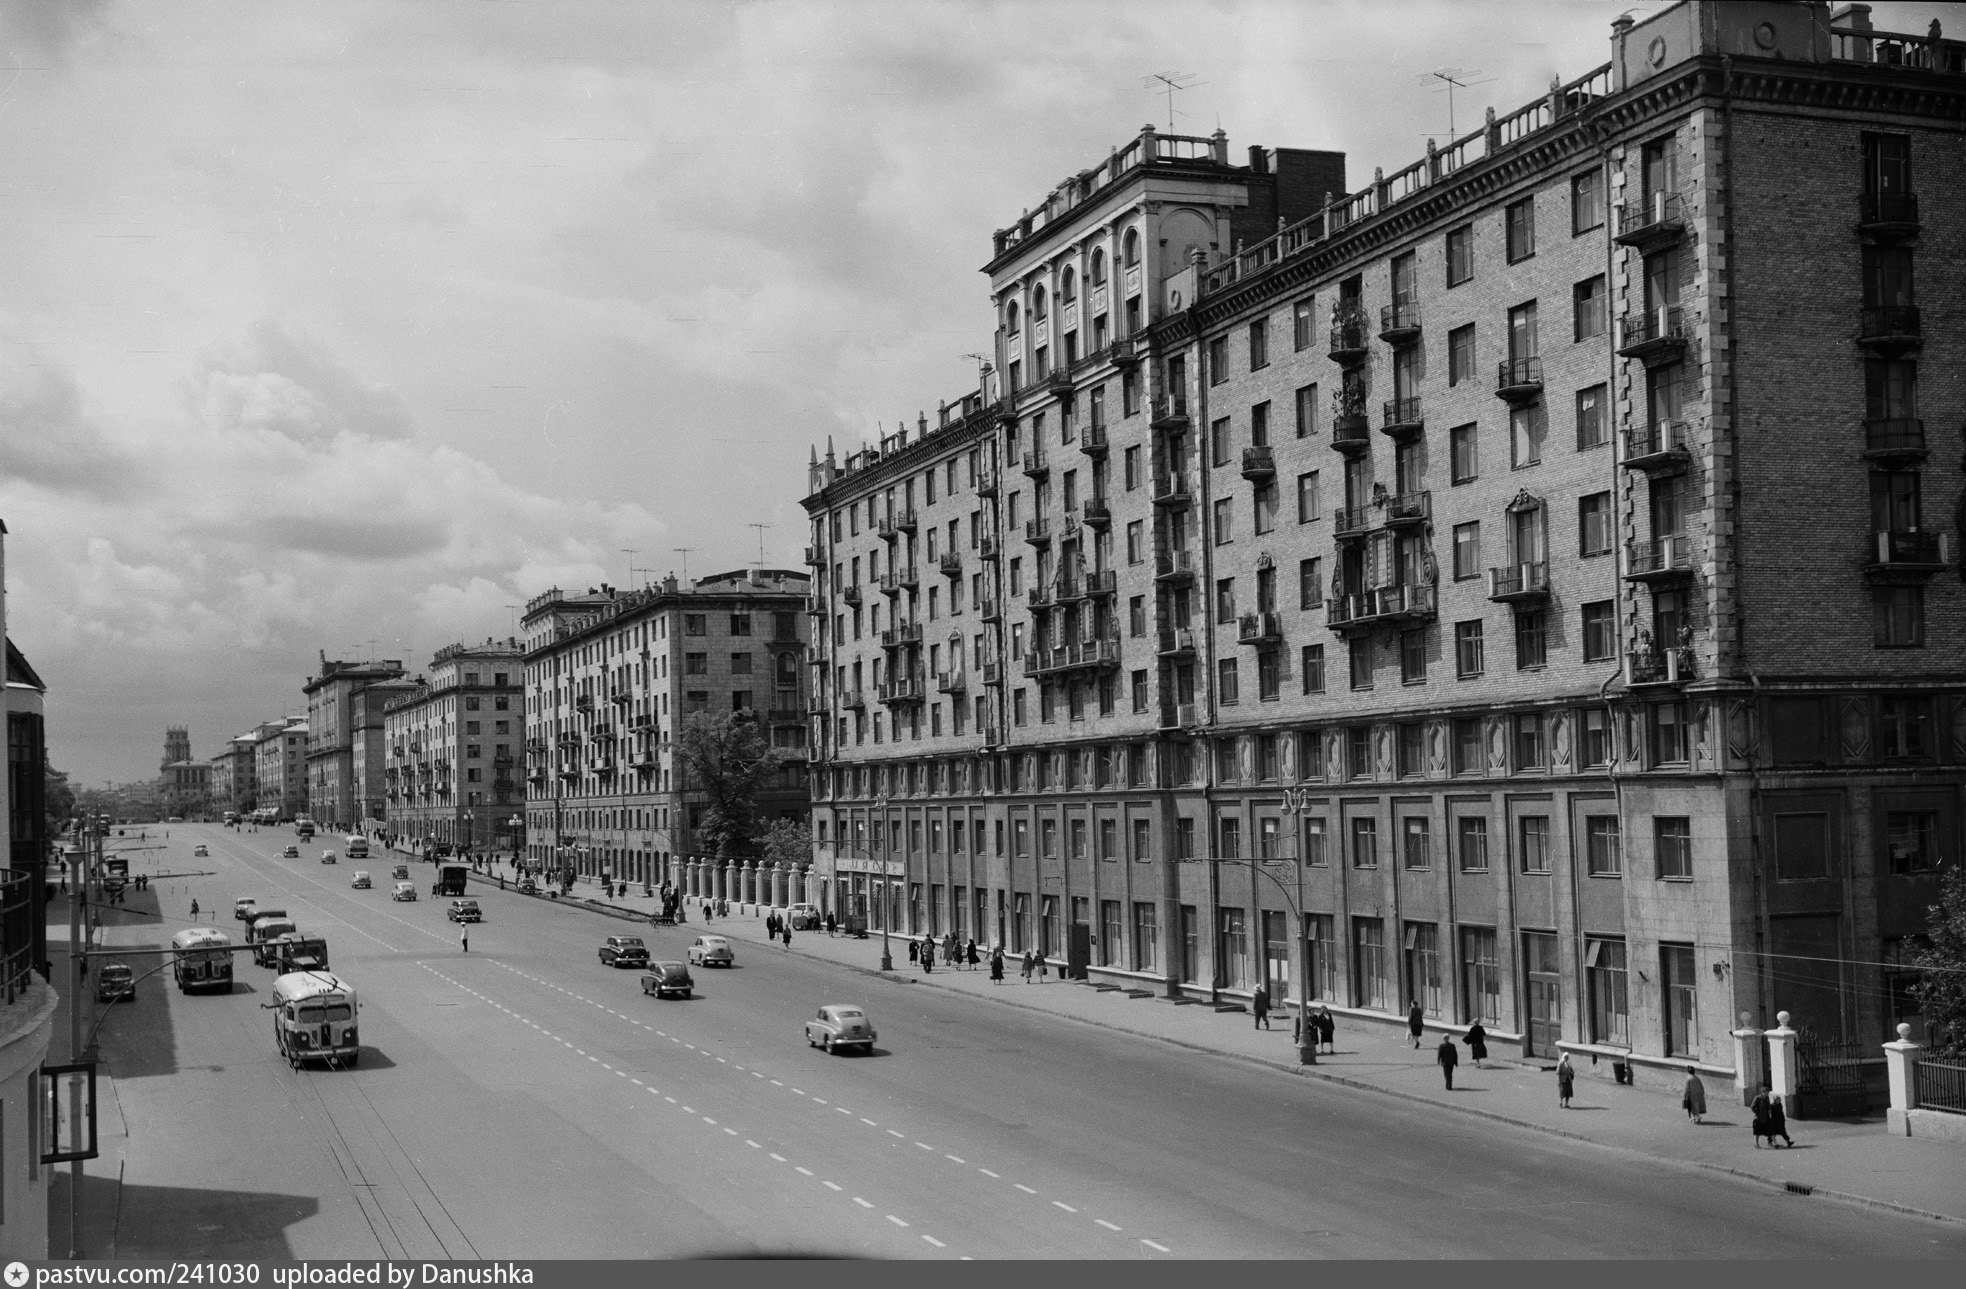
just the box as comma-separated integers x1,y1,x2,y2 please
1101,900,1122,967
1133,902,1160,973
1263,910,1289,997
1459,926,1499,1025
1218,906,1249,989
1662,943,1697,1057
1586,937,1629,1047
1352,917,1388,1011
1179,905,1199,982
1307,915,1337,1002
1404,922,1441,1016
1013,893,1031,952
1042,895,1061,957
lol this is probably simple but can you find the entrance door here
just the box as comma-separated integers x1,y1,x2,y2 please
1068,924,1091,980
1523,930,1561,1058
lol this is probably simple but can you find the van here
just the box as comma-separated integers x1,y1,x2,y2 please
344,834,371,861
271,971,359,1067
250,915,299,966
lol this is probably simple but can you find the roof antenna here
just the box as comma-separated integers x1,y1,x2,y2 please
1422,67,1495,137
672,547,699,583
1142,71,1204,132
747,523,773,567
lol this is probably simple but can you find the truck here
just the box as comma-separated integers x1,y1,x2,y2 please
434,861,469,898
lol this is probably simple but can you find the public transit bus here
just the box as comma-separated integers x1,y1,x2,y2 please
270,971,360,1068
343,834,370,861
295,818,316,842
171,927,234,993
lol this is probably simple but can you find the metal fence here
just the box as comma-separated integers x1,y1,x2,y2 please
1795,1026,1871,1116
1916,1059,1966,1116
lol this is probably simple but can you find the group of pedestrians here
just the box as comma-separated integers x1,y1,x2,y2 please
763,911,794,949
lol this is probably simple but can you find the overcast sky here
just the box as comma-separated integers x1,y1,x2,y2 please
0,0,1930,787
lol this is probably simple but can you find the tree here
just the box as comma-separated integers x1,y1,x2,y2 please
676,710,783,860
759,817,813,869
44,766,75,829
1912,863,1966,1059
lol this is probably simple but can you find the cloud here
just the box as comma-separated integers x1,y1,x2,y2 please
0,356,141,500
190,323,413,447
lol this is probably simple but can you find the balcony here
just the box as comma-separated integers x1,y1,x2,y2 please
1060,514,1083,544
1616,305,1689,365
1152,471,1193,508
1384,490,1431,528
1157,627,1197,658
1613,192,1686,250
841,688,866,711
1380,397,1424,442
1857,305,1921,354
767,705,805,725
1622,535,1695,583
575,694,594,711
1327,306,1370,364
1083,569,1117,598
609,686,631,705
879,572,902,597
1864,417,1927,465
880,674,928,705
1236,611,1283,645
1159,702,1201,730
1331,411,1372,456
1333,504,1373,539
977,465,1000,496
1857,191,1919,241
1109,335,1142,367
978,720,1004,747
1025,637,1122,677
1054,573,1083,602
1495,356,1544,404
1378,300,1422,345
979,535,1000,561
979,595,1003,622
803,544,825,566
1022,449,1050,479
1081,424,1108,458
937,670,967,695
1154,548,1195,583
1240,445,1275,483
1042,367,1074,397
807,692,831,714
1150,395,1190,428
1487,562,1550,603
1327,583,1437,632
1080,498,1111,530
527,766,548,784
876,512,905,541
1024,518,1052,547
589,722,614,742
1028,583,1055,609
1866,530,1951,578
880,622,923,649
1625,647,1695,689
841,583,863,607
1622,421,1691,475
938,551,963,577
981,661,1004,686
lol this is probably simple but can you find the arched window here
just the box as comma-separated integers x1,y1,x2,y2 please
1033,284,1048,322
1060,266,1076,303
1006,300,1020,335
1122,228,1140,267
1090,248,1106,285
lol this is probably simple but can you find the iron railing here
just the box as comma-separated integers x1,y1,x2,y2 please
1915,1058,1966,1115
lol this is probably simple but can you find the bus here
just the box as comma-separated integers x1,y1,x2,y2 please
171,927,234,993
295,819,316,842
343,834,370,861
223,811,239,826
271,971,360,1068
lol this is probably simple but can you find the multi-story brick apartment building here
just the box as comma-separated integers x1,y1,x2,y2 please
250,718,308,821
382,639,525,853
302,656,408,831
521,570,811,889
802,0,1966,1075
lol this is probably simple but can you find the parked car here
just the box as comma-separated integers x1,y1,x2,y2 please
282,845,300,859
96,963,136,1003
350,871,371,889
786,902,821,930
640,961,693,999
233,897,258,922
805,1004,876,1054
320,850,337,864
599,936,649,968
518,877,538,895
193,844,209,857
392,881,418,902
687,935,734,968
447,900,481,923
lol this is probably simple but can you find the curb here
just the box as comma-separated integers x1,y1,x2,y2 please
455,880,1966,1229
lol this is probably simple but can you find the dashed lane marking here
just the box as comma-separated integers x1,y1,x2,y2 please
922,1236,945,1248
978,1169,999,1179
1014,1184,1037,1194
886,1216,908,1228
1096,1220,1122,1232
853,1198,873,1209
1052,1201,1077,1213
1142,1240,1169,1253
823,1182,842,1192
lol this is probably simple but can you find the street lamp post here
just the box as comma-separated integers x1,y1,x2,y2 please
1213,790,1319,1066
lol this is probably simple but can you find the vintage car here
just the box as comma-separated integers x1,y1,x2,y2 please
687,935,734,968
640,961,693,1000
351,871,372,889
804,1005,876,1055
392,881,418,902
96,963,137,1003
320,850,338,864
193,844,209,857
785,902,821,930
447,900,481,923
233,897,258,922
599,936,650,969
282,845,301,859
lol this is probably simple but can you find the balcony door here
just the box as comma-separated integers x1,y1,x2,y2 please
1510,503,1546,568
1641,135,1677,202
1507,301,1539,362
1871,470,1921,533
1649,477,1683,541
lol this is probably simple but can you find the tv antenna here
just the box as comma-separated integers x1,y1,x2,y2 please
1142,71,1204,132
746,523,773,566
1421,67,1495,138
672,547,699,583
503,604,520,637
621,548,639,585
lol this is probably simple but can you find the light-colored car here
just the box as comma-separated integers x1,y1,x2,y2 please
320,850,338,864
96,963,136,1003
785,902,821,930
392,881,418,902
805,1004,876,1054
233,897,257,922
687,935,734,967
193,844,209,857
350,871,371,889
599,936,649,968
640,961,693,999
282,845,300,859
447,900,481,923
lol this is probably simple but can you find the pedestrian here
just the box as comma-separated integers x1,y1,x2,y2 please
782,923,792,949
1252,983,1271,1030
1750,1085,1793,1148
190,898,199,919
460,925,470,953
1557,1052,1576,1108
1020,949,1033,983
943,932,956,965
1682,1065,1708,1124
1465,1021,1488,1068
908,938,919,964
1437,1034,1459,1089
1316,1005,1335,1054
1036,953,1049,982
825,910,836,936
1407,999,1425,1049
990,947,1005,984
921,941,934,974
966,938,979,971
1767,1090,1794,1147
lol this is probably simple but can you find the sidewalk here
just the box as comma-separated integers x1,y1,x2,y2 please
467,870,1966,1225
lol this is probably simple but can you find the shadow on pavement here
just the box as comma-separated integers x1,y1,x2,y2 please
53,1169,321,1260
88,938,179,1080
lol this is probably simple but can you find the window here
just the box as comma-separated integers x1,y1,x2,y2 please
1447,324,1475,386
1402,816,1431,869
1445,223,1473,286
1298,732,1326,782
1581,600,1616,662
1573,275,1606,341
1453,717,1483,774
1249,318,1269,370
1452,522,1481,581
1347,725,1371,779
1301,644,1325,694
1296,471,1321,522
1862,131,1912,204
1352,918,1388,1011
1297,557,1322,610
1887,811,1936,875
1217,657,1240,705
1213,497,1233,544
1176,819,1196,860
1519,816,1551,873
1349,636,1373,690
1514,713,1545,769
1880,695,1932,759
1253,482,1277,534
1578,492,1612,556
1250,401,1271,448
1295,383,1318,438
1651,700,1688,764
684,614,707,636
1575,384,1607,451
1586,939,1629,1046
1770,812,1830,881
729,612,752,635
1505,196,1536,262
1461,928,1501,1026
1514,609,1547,670
1293,298,1314,351
1651,816,1694,879
1454,620,1484,679
1209,416,1230,467
1123,445,1141,489
1874,586,1924,648
1208,336,1228,385
1586,817,1622,876
1457,817,1489,872
1449,424,1478,484
1128,595,1146,638
1350,817,1378,869
730,652,752,674
1400,629,1427,685
1571,168,1604,233
685,652,708,675
1215,577,1236,620
1510,402,1545,468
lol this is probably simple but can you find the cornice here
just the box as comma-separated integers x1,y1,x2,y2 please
804,405,998,511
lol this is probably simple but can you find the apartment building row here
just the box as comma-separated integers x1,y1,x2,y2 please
798,0,1966,1072
381,639,525,852
302,655,414,832
208,717,310,821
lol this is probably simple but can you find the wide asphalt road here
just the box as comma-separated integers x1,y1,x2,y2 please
88,823,1966,1260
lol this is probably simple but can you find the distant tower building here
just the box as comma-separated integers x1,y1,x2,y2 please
162,726,191,771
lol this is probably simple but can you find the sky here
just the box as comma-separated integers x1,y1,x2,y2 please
0,0,1932,786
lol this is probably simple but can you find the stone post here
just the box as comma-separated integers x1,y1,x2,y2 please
1766,1011,1799,1110
1884,1022,1921,1136
1732,1011,1766,1107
